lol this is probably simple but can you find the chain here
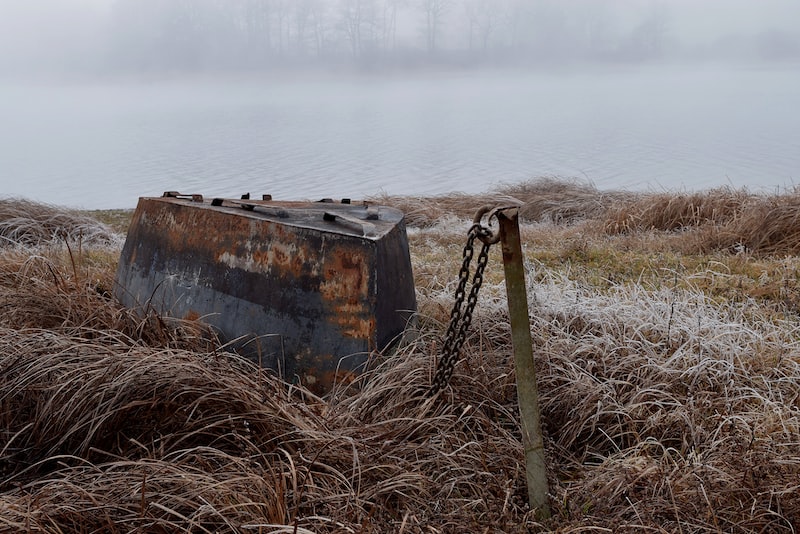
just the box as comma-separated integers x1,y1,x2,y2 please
429,208,499,396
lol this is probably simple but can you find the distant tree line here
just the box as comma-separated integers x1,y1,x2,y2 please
106,0,800,73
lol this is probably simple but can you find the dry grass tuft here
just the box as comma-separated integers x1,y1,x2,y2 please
727,191,800,255
0,246,218,351
373,176,634,227
603,187,753,234
0,333,304,472
602,186,800,256
497,177,636,224
0,198,120,248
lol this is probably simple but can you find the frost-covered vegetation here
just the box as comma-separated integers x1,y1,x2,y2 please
1,180,799,532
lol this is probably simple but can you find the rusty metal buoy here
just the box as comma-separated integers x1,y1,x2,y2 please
114,192,416,392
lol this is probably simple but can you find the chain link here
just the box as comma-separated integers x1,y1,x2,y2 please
429,218,496,396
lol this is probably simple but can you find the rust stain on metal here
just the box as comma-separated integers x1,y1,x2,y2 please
321,248,369,302
319,246,375,339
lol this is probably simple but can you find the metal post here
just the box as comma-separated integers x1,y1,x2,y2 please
496,207,550,520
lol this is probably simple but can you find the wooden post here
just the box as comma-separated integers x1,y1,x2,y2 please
496,207,550,520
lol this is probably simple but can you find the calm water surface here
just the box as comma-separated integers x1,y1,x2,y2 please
0,65,798,209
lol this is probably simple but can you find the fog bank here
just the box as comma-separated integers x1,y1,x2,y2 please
1,0,799,80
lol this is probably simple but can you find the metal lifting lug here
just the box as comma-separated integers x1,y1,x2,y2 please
162,191,204,202
471,205,501,245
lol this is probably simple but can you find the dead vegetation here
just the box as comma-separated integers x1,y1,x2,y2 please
371,176,634,227
2,180,800,533
379,180,800,257
0,198,120,248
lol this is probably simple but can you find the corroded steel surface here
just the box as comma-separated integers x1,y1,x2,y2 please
114,194,416,392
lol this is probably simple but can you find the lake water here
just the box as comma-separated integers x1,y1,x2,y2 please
1,65,798,210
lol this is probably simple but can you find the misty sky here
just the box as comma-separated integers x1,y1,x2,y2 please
1,0,799,79
668,0,800,42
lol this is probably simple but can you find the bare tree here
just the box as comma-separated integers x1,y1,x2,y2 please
272,0,288,56
379,0,405,53
338,0,379,60
626,0,670,59
419,0,453,54
499,0,527,52
338,0,364,58
292,0,315,56
308,1,330,59
463,0,495,51
243,0,273,61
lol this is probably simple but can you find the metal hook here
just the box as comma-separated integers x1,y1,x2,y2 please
472,205,516,245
